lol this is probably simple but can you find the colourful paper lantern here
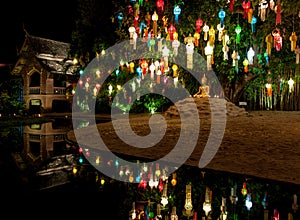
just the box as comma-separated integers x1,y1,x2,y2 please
218,8,226,28
235,24,242,44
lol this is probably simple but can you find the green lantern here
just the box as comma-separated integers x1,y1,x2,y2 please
235,24,242,44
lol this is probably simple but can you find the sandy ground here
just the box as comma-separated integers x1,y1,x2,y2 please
67,98,300,186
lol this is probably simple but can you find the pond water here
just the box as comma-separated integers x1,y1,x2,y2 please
0,117,300,220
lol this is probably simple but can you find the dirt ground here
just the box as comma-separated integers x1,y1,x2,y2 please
67,98,300,186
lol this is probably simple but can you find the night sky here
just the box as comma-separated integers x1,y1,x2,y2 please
0,0,75,64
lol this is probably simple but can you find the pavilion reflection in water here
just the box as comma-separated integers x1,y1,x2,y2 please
21,121,77,190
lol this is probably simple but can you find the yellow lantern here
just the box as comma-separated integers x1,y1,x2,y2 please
172,64,178,77
171,173,177,186
72,166,77,175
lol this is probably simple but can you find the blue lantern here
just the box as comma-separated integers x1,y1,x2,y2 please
139,21,147,38
117,12,123,28
173,5,181,24
218,8,226,28
136,66,142,78
251,16,257,33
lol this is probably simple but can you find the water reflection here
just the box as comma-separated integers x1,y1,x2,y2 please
1,118,300,220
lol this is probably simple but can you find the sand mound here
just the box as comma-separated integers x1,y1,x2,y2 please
164,97,248,118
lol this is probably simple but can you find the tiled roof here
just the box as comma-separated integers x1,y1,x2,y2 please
26,34,71,59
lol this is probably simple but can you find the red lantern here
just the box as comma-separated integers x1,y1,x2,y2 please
229,0,235,12
156,0,164,17
242,1,251,20
168,24,176,41
275,1,282,25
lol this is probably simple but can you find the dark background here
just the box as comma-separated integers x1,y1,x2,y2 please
0,0,75,64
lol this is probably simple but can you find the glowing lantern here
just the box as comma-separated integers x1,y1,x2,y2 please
172,64,178,77
229,0,235,12
222,44,229,60
266,83,272,98
161,182,168,207
203,23,209,41
162,45,170,71
243,59,249,72
208,26,216,46
247,47,255,65
152,11,158,36
251,16,257,33
218,8,226,28
205,42,214,71
292,194,298,213
217,24,224,41
156,0,164,17
168,24,176,41
290,32,298,52
242,1,251,19
139,21,147,38
235,24,242,44
288,78,294,93
259,0,268,22
194,32,200,47
117,12,123,28
248,8,253,23
108,84,113,96
173,5,181,24
172,39,180,56
133,32,138,50
131,202,136,220
275,1,282,25
186,42,194,69
141,59,148,76
245,194,252,211
295,45,300,64
129,62,135,73
95,155,100,165
230,187,237,204
172,64,179,87
220,197,228,220
262,192,267,209
134,14,139,28
203,187,212,216
170,207,178,220
149,62,155,79
273,209,279,220
171,173,177,186
196,18,203,33
272,28,282,51
241,182,248,196
93,87,97,97
155,163,161,177
72,166,77,175
265,33,273,56
183,184,193,217
158,179,163,192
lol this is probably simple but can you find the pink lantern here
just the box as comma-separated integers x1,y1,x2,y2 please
196,18,203,33
272,28,282,51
